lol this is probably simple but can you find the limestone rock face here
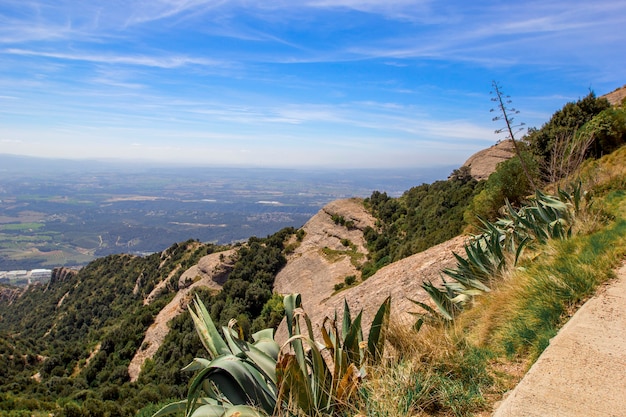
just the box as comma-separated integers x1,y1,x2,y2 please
128,249,235,382
273,198,375,326
603,84,626,106
273,197,467,342
462,139,515,181
0,286,22,305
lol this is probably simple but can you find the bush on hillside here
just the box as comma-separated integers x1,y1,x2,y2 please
362,173,481,278
526,92,611,181
464,151,540,225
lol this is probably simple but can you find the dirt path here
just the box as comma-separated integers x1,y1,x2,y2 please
492,262,626,417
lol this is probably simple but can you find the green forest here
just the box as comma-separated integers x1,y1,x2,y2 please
0,229,294,417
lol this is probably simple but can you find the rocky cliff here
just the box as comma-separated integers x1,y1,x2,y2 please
272,197,467,341
603,84,626,106
462,139,515,181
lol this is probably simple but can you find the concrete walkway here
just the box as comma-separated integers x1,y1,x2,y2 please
493,262,626,417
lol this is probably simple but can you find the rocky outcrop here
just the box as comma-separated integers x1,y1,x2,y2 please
274,197,468,341
275,233,466,342
603,84,626,106
178,251,235,289
321,235,465,330
273,198,375,328
47,267,78,288
462,139,515,181
0,285,22,305
128,249,236,382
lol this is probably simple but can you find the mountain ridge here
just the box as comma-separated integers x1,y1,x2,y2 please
2,86,622,416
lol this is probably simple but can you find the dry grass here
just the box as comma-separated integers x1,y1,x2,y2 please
578,146,626,193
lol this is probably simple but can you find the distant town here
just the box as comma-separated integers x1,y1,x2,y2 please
0,269,52,287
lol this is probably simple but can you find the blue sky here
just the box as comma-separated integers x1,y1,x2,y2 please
0,1,624,168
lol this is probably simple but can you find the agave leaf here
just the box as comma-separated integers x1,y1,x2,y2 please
421,281,455,321
335,363,360,402
367,296,391,363
218,332,278,388
188,403,267,417
186,366,215,417
242,345,279,387
276,353,311,415
205,355,276,413
278,334,331,414
450,293,471,305
222,322,245,356
306,338,332,411
189,404,229,417
343,311,363,366
465,278,491,292
282,294,308,381
442,280,468,294
408,298,439,317
414,317,425,332
251,329,279,359
506,200,534,230
461,288,486,297
514,236,530,265
341,298,352,342
465,244,488,274
251,329,280,361
190,295,230,359
283,294,302,338
539,194,569,211
182,358,212,373
321,317,338,351
200,379,222,402
152,400,188,417
535,204,556,224
221,405,266,417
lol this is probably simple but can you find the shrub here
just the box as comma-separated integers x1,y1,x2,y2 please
344,275,357,286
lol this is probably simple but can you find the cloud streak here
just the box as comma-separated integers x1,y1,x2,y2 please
3,48,227,69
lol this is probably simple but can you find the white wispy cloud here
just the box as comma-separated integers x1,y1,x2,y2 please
2,48,226,68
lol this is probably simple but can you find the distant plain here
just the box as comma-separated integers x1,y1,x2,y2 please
0,154,452,270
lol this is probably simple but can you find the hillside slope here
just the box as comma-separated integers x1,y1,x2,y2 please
127,249,235,381
273,194,468,340
603,84,626,106
276,235,466,341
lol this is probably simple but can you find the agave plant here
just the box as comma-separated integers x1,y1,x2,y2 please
414,185,585,325
277,293,391,415
498,186,580,246
154,293,391,417
153,294,280,417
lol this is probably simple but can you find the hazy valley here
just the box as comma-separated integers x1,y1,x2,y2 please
0,157,451,271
